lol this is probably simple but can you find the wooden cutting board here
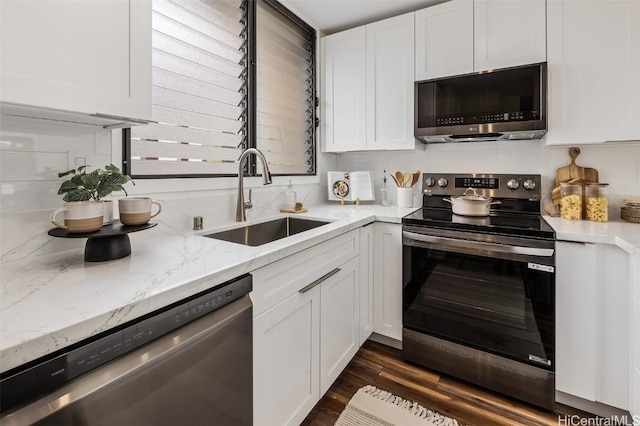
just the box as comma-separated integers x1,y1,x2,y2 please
546,147,600,216
556,147,599,183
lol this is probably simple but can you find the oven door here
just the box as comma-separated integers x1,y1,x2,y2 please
402,226,555,370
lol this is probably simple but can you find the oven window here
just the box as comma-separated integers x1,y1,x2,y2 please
403,247,554,370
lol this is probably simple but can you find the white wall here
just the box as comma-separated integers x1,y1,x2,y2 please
334,139,640,210
0,116,335,261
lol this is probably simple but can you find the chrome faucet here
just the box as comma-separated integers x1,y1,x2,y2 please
236,148,272,222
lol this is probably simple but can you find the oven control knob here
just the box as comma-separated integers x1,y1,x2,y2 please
424,177,436,187
507,178,520,190
523,179,536,190
437,178,448,187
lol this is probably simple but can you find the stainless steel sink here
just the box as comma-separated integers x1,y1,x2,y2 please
202,217,329,246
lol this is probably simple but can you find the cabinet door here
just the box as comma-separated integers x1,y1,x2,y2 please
251,229,360,316
366,13,415,150
556,241,598,400
253,287,320,426
322,27,367,152
631,254,640,418
415,0,474,81
373,222,403,340
320,257,360,395
359,224,374,345
0,0,151,121
474,0,546,71
556,241,630,410
594,245,628,410
546,0,640,145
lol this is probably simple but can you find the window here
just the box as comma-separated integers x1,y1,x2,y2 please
124,0,316,178
256,0,316,175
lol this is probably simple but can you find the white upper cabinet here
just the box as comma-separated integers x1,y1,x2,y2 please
0,0,151,122
415,0,474,81
474,0,546,71
322,14,415,152
322,27,367,152
546,0,640,145
366,13,415,150
415,0,546,80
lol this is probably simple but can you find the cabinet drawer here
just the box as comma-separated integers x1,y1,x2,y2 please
251,229,360,316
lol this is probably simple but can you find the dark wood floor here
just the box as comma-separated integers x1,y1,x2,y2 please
302,340,590,426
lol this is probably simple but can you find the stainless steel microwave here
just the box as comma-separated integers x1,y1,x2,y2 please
414,63,547,143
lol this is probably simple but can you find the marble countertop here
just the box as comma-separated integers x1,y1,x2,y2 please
5,203,638,374
544,216,640,255
0,204,416,373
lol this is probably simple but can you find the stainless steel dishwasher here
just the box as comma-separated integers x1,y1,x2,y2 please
0,274,252,426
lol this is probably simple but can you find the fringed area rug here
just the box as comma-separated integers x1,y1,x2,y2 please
335,385,460,426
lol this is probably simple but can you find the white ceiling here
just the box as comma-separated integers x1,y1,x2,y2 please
282,0,449,34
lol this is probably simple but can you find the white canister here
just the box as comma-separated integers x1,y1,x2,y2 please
397,187,413,208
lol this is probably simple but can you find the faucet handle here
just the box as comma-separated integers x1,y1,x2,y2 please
244,189,253,209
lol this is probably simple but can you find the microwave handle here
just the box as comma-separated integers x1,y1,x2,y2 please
402,231,554,258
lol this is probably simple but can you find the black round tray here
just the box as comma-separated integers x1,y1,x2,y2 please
48,221,157,262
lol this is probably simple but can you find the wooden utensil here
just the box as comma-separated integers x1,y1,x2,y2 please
390,174,401,187
395,171,404,187
556,147,599,183
410,170,421,187
403,172,411,188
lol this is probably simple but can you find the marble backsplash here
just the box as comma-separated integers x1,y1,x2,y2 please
335,140,640,214
0,116,328,261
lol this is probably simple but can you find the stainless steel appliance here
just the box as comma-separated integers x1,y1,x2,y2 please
402,173,556,410
415,63,547,143
0,275,253,425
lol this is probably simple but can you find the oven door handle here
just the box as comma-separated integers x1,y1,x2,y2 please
402,231,554,257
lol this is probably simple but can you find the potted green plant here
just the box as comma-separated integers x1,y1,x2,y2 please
57,164,134,224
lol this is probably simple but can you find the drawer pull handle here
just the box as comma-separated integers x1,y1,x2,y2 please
299,268,341,293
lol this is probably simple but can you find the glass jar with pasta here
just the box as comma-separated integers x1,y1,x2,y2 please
585,183,609,222
560,183,583,220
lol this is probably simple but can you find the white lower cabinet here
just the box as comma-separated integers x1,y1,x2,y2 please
252,230,362,426
631,253,640,418
253,285,320,426
373,222,403,340
320,257,360,395
359,224,374,345
556,241,629,410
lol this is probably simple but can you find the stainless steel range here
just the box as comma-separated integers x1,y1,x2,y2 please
402,173,556,410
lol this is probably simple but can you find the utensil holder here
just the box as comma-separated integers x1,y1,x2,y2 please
397,188,412,208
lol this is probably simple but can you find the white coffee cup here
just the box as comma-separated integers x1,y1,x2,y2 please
119,197,162,226
103,200,115,225
51,201,105,233
397,187,413,208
